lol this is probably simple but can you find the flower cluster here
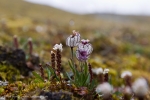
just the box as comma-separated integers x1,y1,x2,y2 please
66,30,93,62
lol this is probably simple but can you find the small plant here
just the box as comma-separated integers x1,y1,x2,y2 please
66,31,96,91
32,44,63,83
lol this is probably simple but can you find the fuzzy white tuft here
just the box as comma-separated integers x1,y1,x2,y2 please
103,69,109,74
121,71,132,78
96,82,112,97
132,78,149,96
53,43,63,52
92,68,103,75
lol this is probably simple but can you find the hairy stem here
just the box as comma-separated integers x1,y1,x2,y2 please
70,47,74,62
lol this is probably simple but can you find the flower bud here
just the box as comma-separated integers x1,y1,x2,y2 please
66,30,80,47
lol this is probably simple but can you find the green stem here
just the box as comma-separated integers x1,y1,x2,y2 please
84,61,88,75
70,47,74,62
81,62,83,72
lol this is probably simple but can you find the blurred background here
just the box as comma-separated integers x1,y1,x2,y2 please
0,0,150,83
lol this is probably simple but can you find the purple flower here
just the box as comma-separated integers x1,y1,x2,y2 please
76,49,89,61
76,39,93,61
66,30,80,47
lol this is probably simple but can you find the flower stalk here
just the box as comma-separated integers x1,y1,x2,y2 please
52,43,63,83
39,64,45,80
13,35,19,49
56,49,61,74
51,51,56,70
70,47,74,61
88,63,93,83
28,38,33,56
103,69,109,82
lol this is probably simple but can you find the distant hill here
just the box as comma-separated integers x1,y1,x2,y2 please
0,0,79,23
0,0,150,28
86,13,150,23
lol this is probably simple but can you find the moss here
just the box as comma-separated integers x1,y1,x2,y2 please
0,65,20,82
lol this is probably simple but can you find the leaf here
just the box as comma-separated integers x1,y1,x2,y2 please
66,72,72,81
75,69,80,83
82,73,90,86
68,60,75,74
48,66,60,81
84,62,88,76
88,79,97,90
46,68,51,80
48,66,55,75
32,71,44,82
85,74,90,85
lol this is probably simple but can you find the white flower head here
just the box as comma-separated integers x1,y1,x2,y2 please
132,78,149,97
103,69,109,74
66,30,80,47
92,68,103,75
96,82,112,98
53,43,63,52
121,71,132,78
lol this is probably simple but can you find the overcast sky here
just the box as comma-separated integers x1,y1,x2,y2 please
25,0,150,15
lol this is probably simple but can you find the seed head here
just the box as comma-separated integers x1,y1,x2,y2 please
132,78,149,97
96,82,112,98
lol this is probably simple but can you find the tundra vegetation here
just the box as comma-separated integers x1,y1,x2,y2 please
0,0,150,99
